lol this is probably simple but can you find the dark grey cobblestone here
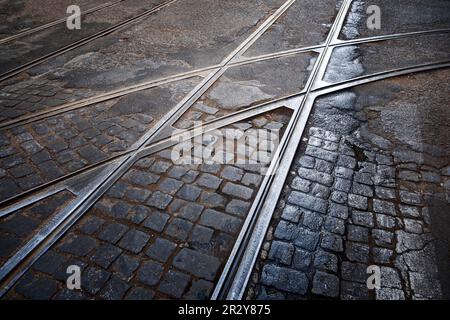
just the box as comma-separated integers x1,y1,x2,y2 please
112,254,140,281
15,272,59,299
220,166,244,182
0,77,94,123
90,243,122,269
268,241,294,265
321,232,344,253
352,181,373,197
147,191,173,210
314,251,338,273
0,78,207,201
146,238,177,262
261,264,308,295
142,211,169,232
292,248,312,271
298,167,333,186
348,194,368,210
375,186,395,200
288,191,328,214
78,216,105,235
0,214,39,238
328,202,348,219
7,111,290,300
399,205,421,218
222,182,253,200
340,281,370,300
351,210,374,227
294,228,320,251
311,183,331,199
242,172,262,187
98,222,128,244
330,190,347,203
99,276,131,300
200,209,241,234
372,247,393,264
346,242,370,263
58,235,97,257
281,205,302,223
118,229,150,253
197,173,222,190
225,199,250,217
137,261,164,286
125,287,155,300
373,199,396,216
372,229,394,247
274,220,300,241
184,280,214,300
176,184,202,202
302,210,324,231
173,248,221,281
291,177,311,192
251,105,447,300
0,96,155,199
171,200,204,222
312,271,340,297
33,251,67,275
82,266,111,295
165,218,193,240
347,225,369,243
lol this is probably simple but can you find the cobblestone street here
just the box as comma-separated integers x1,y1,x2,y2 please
0,0,449,301
250,72,450,299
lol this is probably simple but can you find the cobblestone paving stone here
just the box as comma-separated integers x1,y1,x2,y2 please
0,0,287,123
0,76,97,122
5,109,292,299
324,33,450,84
0,77,200,201
0,191,74,265
243,0,340,57
174,52,316,130
1,0,449,303
247,69,450,300
0,0,112,38
0,0,169,75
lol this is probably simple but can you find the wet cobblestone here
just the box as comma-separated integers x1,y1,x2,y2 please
0,77,95,122
0,78,200,201
173,53,316,130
